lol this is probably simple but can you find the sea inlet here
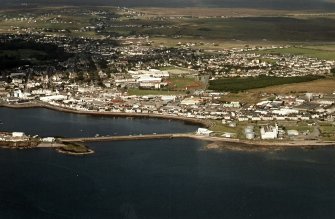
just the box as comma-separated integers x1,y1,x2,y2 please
0,107,335,218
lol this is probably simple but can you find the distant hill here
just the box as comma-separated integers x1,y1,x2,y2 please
1,0,335,10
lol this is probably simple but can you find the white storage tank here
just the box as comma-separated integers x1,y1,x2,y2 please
245,132,255,140
244,126,254,134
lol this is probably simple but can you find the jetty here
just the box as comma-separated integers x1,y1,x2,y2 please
59,133,192,143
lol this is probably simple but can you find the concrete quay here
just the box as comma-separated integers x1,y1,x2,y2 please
59,133,192,143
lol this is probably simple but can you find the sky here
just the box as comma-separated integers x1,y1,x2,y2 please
2,0,335,9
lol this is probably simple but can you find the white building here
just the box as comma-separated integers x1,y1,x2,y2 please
196,128,213,136
161,96,176,102
13,89,23,98
181,98,201,106
12,132,25,138
42,137,56,143
260,124,279,140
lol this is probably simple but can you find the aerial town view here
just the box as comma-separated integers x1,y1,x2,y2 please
0,0,335,218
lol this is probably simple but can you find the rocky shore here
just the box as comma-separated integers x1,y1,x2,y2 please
0,140,40,148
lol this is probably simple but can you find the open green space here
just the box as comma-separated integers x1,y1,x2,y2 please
319,123,335,141
210,121,262,139
279,121,313,133
209,75,323,92
167,77,204,90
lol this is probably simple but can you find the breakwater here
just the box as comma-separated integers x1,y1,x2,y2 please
60,133,335,148
60,133,189,143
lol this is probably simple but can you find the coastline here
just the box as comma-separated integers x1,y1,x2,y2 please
0,103,335,152
187,135,335,148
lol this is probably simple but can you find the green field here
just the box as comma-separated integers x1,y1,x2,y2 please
319,123,335,141
167,77,204,90
255,47,335,60
209,75,323,92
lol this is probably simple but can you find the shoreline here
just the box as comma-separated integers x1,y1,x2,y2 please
1,133,335,155
60,133,335,148
0,103,335,151
0,102,209,128
187,135,335,148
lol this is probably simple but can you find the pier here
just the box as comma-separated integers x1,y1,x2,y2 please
59,133,192,143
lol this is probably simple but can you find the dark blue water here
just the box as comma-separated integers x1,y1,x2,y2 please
0,107,197,137
0,108,335,218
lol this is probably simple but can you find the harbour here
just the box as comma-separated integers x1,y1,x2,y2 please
0,107,335,218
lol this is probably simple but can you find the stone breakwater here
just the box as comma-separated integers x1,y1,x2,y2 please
60,133,335,148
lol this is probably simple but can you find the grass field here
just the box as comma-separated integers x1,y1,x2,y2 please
167,77,205,90
280,121,313,133
210,121,246,139
319,122,335,141
255,47,335,60
220,78,335,104
251,78,335,94
209,75,323,93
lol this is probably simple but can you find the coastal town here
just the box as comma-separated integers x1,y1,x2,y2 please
0,7,335,149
